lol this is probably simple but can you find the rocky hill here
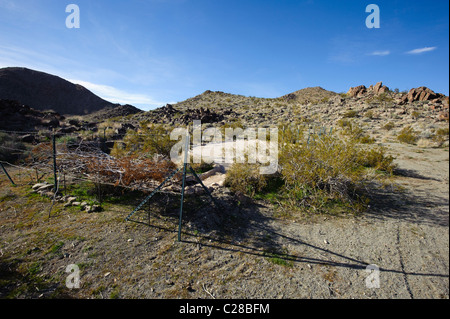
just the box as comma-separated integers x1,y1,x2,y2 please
281,86,338,104
132,82,449,131
0,67,114,115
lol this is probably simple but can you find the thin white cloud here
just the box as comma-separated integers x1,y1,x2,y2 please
406,47,437,55
69,79,166,109
369,50,390,56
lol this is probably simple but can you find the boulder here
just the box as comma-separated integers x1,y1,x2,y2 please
36,184,54,192
347,85,367,98
66,197,77,204
407,87,438,102
32,183,50,190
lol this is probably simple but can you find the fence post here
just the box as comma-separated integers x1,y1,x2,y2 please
52,131,58,193
178,133,190,242
0,162,15,186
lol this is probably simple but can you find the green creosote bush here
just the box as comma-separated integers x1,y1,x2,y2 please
397,126,418,145
337,119,375,144
111,123,176,158
382,122,395,131
224,163,268,197
224,133,395,216
343,110,358,118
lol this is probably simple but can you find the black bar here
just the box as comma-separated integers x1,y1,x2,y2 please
0,162,15,186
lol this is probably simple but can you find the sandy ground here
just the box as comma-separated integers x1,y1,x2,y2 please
0,142,448,299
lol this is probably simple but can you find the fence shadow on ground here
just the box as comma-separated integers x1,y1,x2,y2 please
365,177,449,227
127,191,449,280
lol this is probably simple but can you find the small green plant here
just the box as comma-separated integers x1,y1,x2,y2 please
382,122,395,131
432,127,450,146
364,110,375,119
343,110,358,118
47,241,64,255
338,120,374,144
263,248,293,267
356,146,396,174
411,111,421,119
397,126,418,144
224,163,268,197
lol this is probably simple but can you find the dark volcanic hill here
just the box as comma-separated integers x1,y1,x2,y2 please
0,67,115,115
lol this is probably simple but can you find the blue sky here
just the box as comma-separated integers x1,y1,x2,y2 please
0,0,448,111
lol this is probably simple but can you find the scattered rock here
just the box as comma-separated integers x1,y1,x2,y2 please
32,183,49,190
66,197,77,204
35,184,54,192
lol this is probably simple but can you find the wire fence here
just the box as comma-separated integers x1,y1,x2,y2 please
0,128,182,195
0,124,333,191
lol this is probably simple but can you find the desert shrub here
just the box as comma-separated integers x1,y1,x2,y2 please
224,163,268,197
278,134,395,215
0,133,27,163
280,135,361,193
278,135,370,214
411,111,421,119
83,155,177,187
343,110,358,118
382,122,395,131
279,125,305,146
338,120,374,144
223,132,395,216
364,110,375,119
431,127,450,146
190,160,214,174
111,124,176,158
356,146,396,174
397,126,418,144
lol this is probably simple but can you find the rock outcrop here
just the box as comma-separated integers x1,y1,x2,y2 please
347,85,367,98
347,82,389,98
0,99,63,131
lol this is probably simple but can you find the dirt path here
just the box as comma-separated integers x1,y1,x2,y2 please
245,142,449,298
